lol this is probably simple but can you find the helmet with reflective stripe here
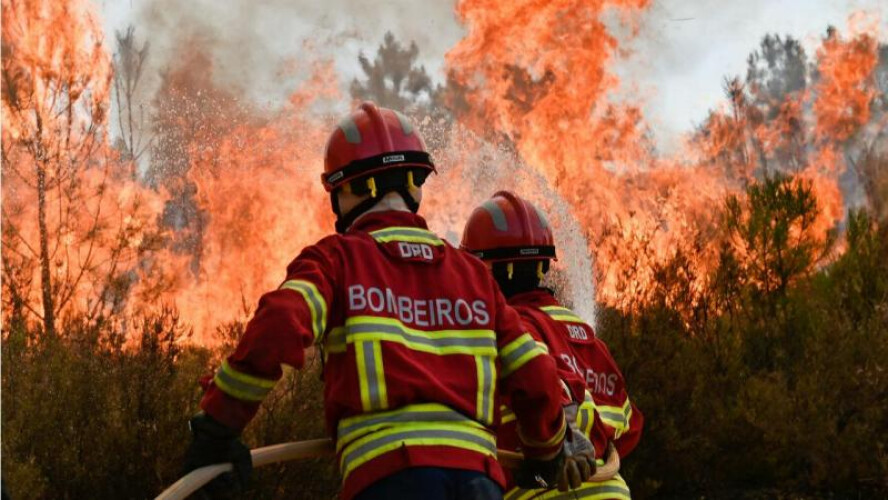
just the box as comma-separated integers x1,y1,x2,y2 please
460,191,556,262
322,102,435,192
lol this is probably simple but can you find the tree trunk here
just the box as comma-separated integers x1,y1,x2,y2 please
36,162,56,336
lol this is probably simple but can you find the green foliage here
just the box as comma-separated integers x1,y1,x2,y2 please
724,175,833,296
2,310,206,499
606,180,888,499
1,314,335,499
3,174,886,499
746,34,807,115
243,359,339,500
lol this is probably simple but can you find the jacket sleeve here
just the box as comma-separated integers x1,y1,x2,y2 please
523,311,588,404
591,338,643,458
494,289,566,459
200,242,337,431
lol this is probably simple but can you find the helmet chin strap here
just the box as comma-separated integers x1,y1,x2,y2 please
332,186,420,234
493,260,550,297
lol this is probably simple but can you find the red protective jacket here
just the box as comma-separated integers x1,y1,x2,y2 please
200,211,566,499
509,289,643,459
496,289,642,499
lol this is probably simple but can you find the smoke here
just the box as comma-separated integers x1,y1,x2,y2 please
606,0,887,154
105,0,465,107
93,0,887,335
419,122,599,326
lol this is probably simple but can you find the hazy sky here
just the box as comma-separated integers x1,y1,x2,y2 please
99,0,886,153
620,0,887,151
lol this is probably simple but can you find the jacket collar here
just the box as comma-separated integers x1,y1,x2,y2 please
507,288,560,308
348,210,430,234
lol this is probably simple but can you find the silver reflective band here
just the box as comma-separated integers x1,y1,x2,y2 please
546,484,631,499
393,110,414,135
481,200,508,231
477,356,495,424
360,341,385,410
600,403,632,428
338,407,479,445
340,428,497,473
214,367,272,401
347,322,495,351
579,407,591,433
500,338,538,370
506,483,630,500
339,117,362,144
280,280,327,341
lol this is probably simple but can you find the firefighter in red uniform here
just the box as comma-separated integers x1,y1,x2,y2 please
461,191,644,499
182,103,597,500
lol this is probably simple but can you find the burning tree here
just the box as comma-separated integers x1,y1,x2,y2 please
112,25,151,179
145,47,240,273
350,31,437,111
1,0,164,335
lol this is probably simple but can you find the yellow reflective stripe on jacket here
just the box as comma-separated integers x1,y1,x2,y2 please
280,279,328,341
518,413,566,449
325,316,496,357
356,340,388,412
500,333,546,378
500,405,516,424
539,305,585,324
598,398,632,433
336,402,488,452
213,360,276,402
578,390,596,436
339,419,497,481
474,355,496,425
502,396,592,434
538,476,631,500
504,488,538,500
505,474,631,500
369,227,444,246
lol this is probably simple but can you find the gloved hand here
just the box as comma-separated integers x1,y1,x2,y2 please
515,404,597,491
558,402,597,490
183,413,252,499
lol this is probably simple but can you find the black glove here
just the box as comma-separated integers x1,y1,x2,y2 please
515,404,597,492
183,413,252,499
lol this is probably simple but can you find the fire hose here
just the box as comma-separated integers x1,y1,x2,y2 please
156,439,620,500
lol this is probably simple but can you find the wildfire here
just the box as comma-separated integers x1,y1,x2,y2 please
441,0,883,309
443,0,728,307
1,0,884,343
146,60,339,339
2,0,165,332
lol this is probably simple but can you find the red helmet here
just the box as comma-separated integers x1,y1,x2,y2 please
461,191,556,262
321,101,435,192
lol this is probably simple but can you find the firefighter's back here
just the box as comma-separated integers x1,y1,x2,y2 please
319,212,506,500
182,105,580,500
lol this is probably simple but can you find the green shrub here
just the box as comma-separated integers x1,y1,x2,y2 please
606,180,888,498
2,175,885,499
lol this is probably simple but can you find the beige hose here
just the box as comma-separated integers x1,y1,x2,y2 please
155,439,620,500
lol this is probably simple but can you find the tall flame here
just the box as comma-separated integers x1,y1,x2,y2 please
2,0,166,329
443,0,733,307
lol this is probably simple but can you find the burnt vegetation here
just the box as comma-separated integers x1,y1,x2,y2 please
2,22,887,500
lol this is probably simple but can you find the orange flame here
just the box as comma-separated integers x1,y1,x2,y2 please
2,0,167,329
2,1,884,343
